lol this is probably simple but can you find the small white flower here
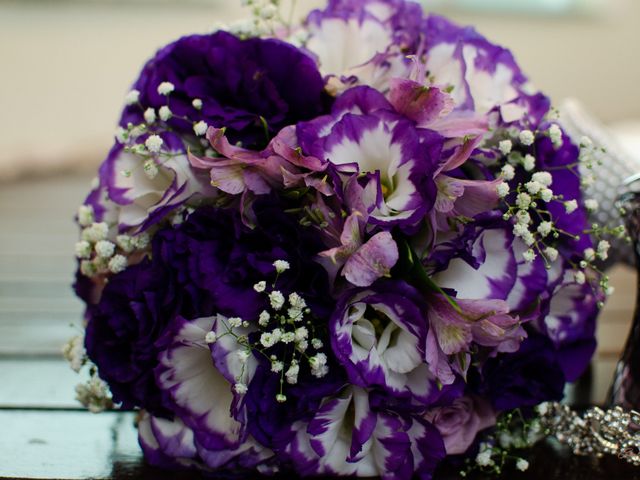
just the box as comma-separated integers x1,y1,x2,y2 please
580,136,593,149
525,180,543,195
296,340,309,353
237,350,251,363
597,240,610,260
500,164,515,181
532,171,553,187
253,281,267,293
95,240,115,259
544,247,559,262
276,393,287,403
522,231,535,246
564,199,578,214
124,90,140,105
83,222,109,243
574,271,586,285
540,188,554,202
228,317,243,328
62,334,86,373
516,210,531,225
260,332,277,348
77,205,95,227
311,338,323,349
260,3,278,19
258,310,271,327
523,154,536,171
234,383,248,395
516,458,529,472
143,159,159,179
273,260,290,273
108,255,128,274
516,192,532,209
476,450,493,467
496,182,510,198
294,327,309,342
309,353,327,369
281,332,295,344
75,240,92,259
116,235,135,254
285,363,300,384
192,98,203,110
519,130,535,146
288,307,303,320
157,81,175,96
156,106,171,122
80,260,98,277
512,223,528,238
145,135,163,153
606,286,615,296
549,124,563,146
537,221,553,238
269,291,285,310
584,248,596,262
523,249,537,263
143,108,156,124
133,232,150,250
115,127,127,144
205,331,217,344
585,199,599,212
288,292,306,309
498,140,513,155
193,121,208,136
271,360,284,373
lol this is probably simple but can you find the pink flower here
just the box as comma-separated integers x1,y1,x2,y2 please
425,396,496,455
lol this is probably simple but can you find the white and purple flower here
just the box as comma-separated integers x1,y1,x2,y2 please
331,281,439,403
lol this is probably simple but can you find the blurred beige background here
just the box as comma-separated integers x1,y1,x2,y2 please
0,0,639,179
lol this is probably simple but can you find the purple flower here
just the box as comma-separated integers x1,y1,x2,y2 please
298,86,443,229
317,212,399,287
279,386,446,479
100,133,215,232
153,196,334,322
188,125,330,199
425,395,495,455
421,14,549,127
425,293,525,386
155,315,254,451
330,281,439,403
304,0,422,93
84,259,176,415
534,265,598,382
122,31,330,148
471,333,565,411
138,412,275,474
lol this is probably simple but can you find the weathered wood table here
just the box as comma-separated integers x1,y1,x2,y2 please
1,174,639,479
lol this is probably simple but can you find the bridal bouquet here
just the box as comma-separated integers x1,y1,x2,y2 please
68,0,618,478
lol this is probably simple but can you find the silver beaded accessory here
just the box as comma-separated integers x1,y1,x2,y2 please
559,98,639,268
538,402,640,465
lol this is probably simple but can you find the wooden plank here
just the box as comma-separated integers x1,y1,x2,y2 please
0,359,81,409
0,410,133,480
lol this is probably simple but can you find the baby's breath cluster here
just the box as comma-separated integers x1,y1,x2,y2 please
225,0,287,39
75,205,149,277
63,333,113,413
495,126,626,302
460,409,541,477
75,368,113,414
117,84,212,182
204,260,329,404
